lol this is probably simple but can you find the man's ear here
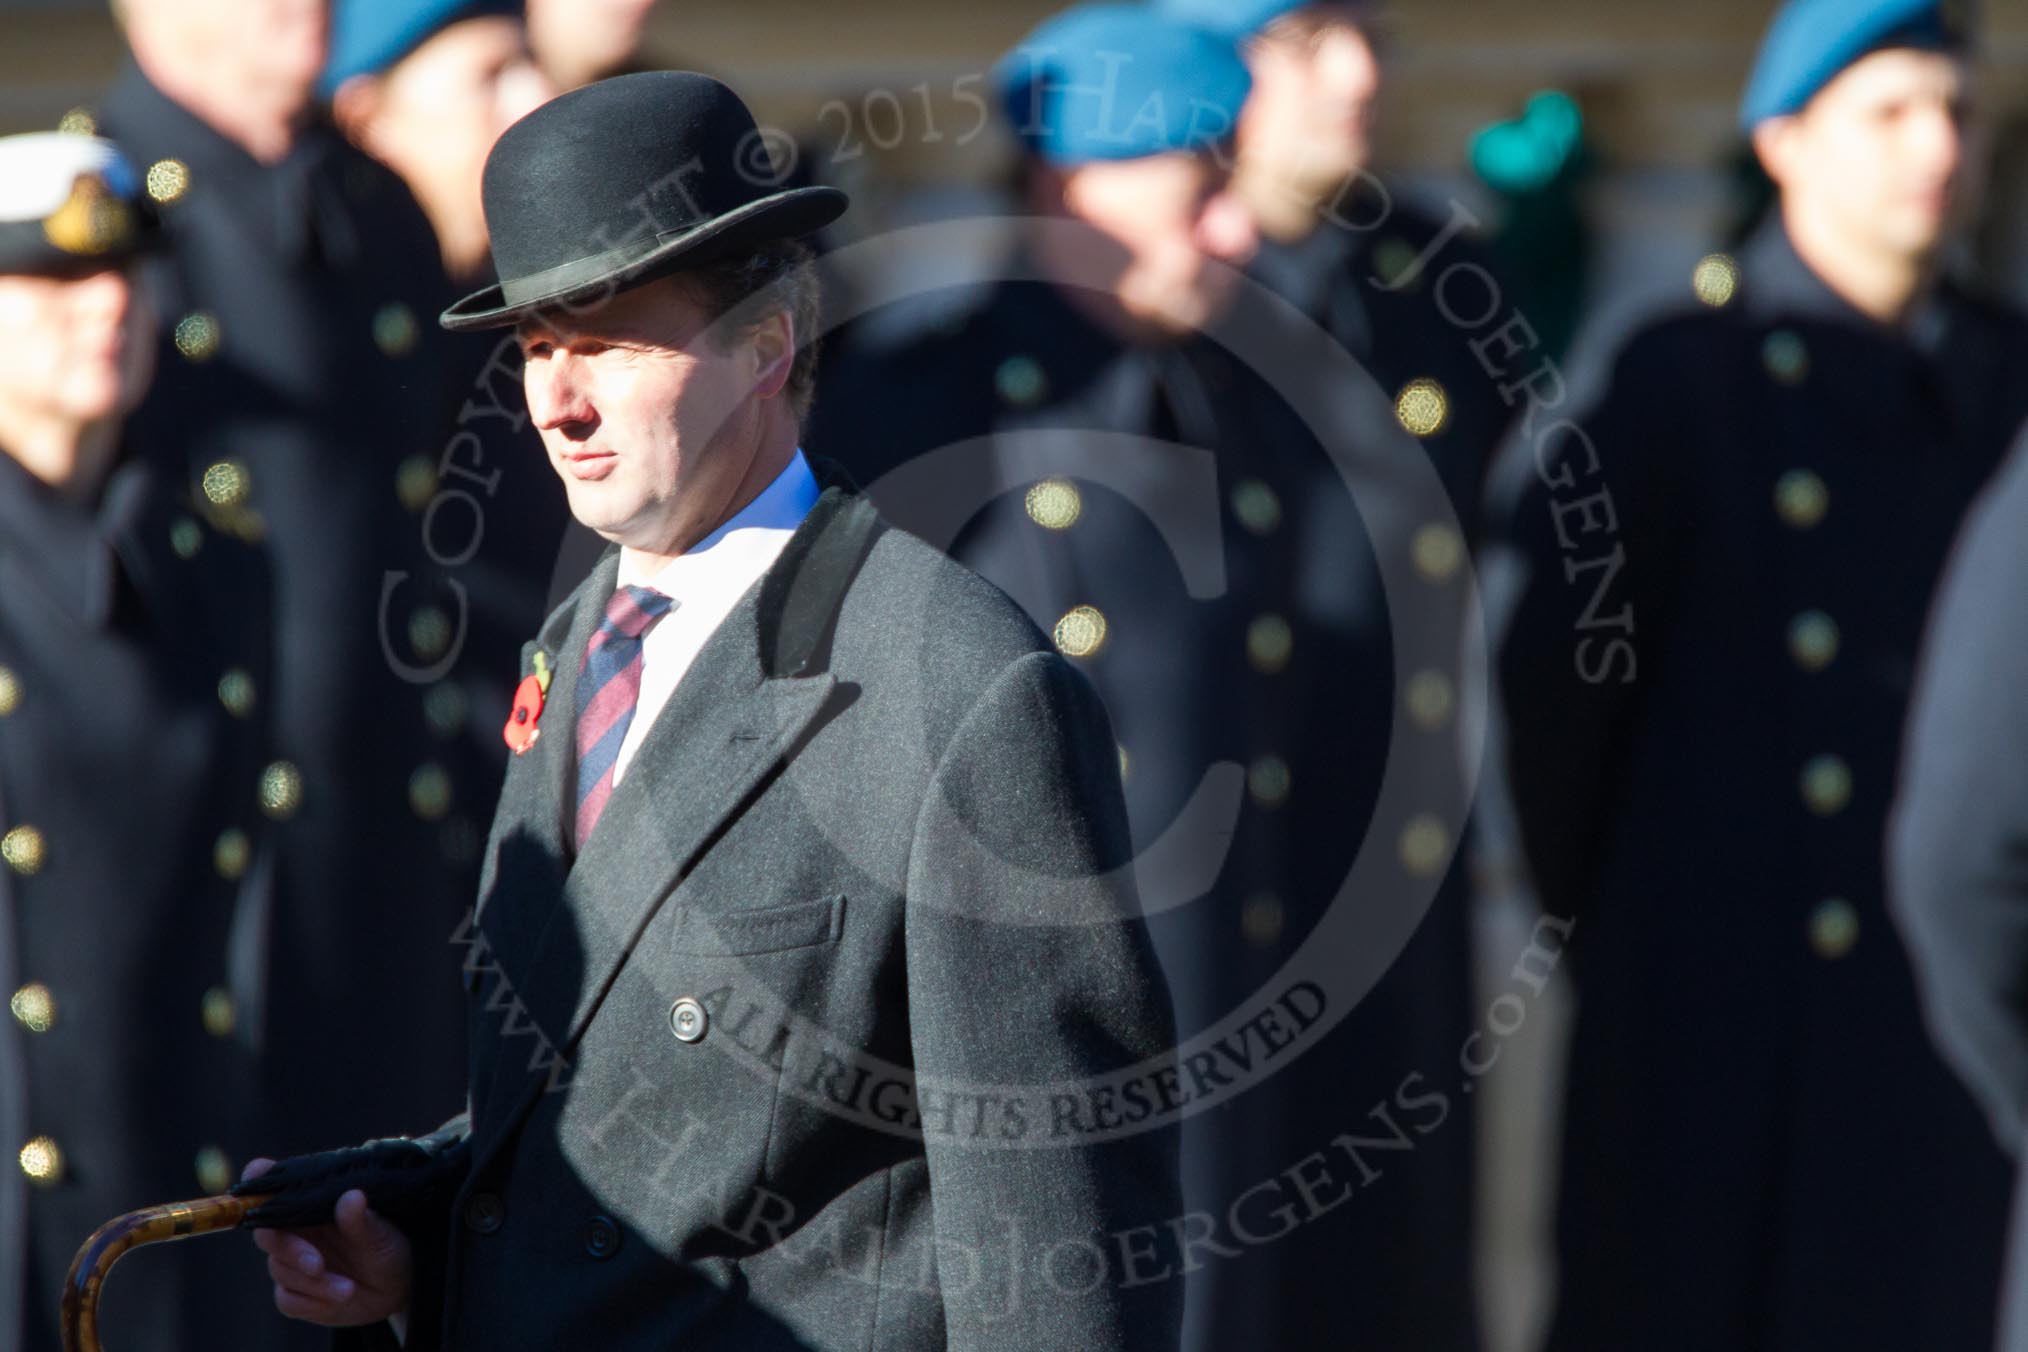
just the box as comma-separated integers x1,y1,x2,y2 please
330,74,388,157
1751,116,1798,192
748,307,794,401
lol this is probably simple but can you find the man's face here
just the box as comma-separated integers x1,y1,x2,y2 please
1057,151,1258,335
136,0,329,127
1238,7,1382,195
364,18,557,262
516,277,778,555
0,266,154,475
1759,47,1973,262
525,0,661,89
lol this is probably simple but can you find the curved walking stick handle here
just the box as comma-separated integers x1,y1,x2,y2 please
61,1193,255,1352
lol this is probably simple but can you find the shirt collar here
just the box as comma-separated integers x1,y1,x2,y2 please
617,449,821,598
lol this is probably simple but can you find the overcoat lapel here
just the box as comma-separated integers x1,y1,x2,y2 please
468,486,880,1172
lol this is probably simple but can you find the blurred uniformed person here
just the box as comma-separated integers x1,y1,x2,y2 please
1164,0,1512,528
324,0,574,890
0,132,288,1352
1487,1,2028,1347
89,0,475,1169
326,0,556,286
814,7,1480,1348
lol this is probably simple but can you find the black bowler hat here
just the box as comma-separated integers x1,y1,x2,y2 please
440,71,846,332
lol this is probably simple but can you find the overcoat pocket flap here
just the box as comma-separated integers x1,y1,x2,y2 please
672,894,845,956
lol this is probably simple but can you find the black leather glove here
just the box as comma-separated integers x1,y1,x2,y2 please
229,1121,470,1232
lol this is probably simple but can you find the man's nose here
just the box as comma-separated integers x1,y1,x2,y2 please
1914,100,1965,183
525,355,595,432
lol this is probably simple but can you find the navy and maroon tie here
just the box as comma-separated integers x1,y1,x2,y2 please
574,584,675,848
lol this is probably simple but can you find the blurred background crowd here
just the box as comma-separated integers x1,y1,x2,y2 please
4,0,2028,1349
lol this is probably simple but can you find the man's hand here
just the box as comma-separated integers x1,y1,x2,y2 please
243,1158,413,1329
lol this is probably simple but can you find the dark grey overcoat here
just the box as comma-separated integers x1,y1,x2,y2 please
382,483,1183,1350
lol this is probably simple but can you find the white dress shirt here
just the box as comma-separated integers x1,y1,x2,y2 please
609,450,820,785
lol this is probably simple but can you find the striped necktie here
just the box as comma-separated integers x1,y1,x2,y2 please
574,584,675,848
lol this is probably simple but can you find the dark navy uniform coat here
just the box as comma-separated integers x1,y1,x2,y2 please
1488,220,2028,1351
94,66,477,1168
0,454,283,1352
814,257,1490,1351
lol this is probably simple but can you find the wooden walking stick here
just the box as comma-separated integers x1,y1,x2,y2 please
59,1125,469,1351
61,1193,256,1352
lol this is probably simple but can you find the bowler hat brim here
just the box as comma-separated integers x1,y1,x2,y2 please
438,184,846,333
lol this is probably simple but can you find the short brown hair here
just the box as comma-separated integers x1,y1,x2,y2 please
676,239,824,424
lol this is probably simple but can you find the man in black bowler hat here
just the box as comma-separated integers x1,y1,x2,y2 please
234,71,1182,1352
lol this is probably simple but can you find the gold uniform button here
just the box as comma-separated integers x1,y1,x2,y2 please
217,668,256,717
1395,378,1450,438
1246,614,1293,674
1810,898,1860,960
10,982,55,1034
1230,479,1282,536
1241,893,1285,948
145,158,190,205
170,516,204,560
1399,814,1451,878
1774,470,1828,530
0,666,20,717
173,311,222,362
1053,605,1108,659
19,1136,64,1185
259,761,304,820
1787,611,1840,672
395,455,439,512
409,607,453,662
408,763,452,821
1404,670,1456,730
1373,238,1420,288
3,825,46,876
57,108,96,136
1412,523,1465,583
201,985,236,1039
995,355,1048,407
1692,253,1740,308
194,1144,233,1195
373,303,419,358
213,828,250,880
1763,330,1809,385
201,460,251,508
424,682,470,739
1800,755,1852,816
1248,755,1291,808
1024,478,1082,530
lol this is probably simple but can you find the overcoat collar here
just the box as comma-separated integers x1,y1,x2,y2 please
0,453,150,633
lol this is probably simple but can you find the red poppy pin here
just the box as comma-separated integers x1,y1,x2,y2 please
503,651,554,754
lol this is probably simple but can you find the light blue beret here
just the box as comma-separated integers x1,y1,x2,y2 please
1740,0,1974,129
322,0,521,98
1151,0,1311,41
997,4,1253,166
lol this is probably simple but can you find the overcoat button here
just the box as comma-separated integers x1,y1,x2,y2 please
584,1215,621,1259
464,1192,506,1234
669,997,708,1044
